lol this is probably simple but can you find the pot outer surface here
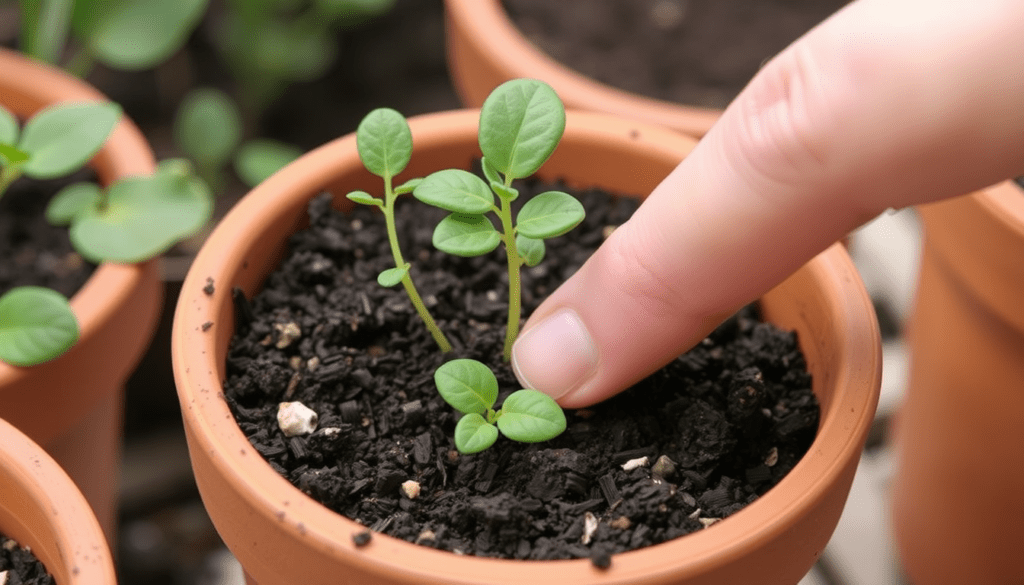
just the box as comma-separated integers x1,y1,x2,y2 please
222,178,820,562
502,0,850,109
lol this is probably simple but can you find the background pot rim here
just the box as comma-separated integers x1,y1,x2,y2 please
173,108,880,583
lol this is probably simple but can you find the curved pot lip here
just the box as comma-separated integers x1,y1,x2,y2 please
0,417,116,583
0,48,157,380
975,179,1024,238
444,0,722,137
173,108,879,581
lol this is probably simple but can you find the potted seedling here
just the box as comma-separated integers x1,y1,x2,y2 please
0,47,211,540
173,77,880,584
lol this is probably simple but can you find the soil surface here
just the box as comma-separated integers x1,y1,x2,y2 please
223,177,819,563
0,534,54,585
0,172,95,297
504,0,850,109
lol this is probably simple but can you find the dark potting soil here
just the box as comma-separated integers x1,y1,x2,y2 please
222,179,819,563
0,534,54,585
503,0,850,109
0,173,96,298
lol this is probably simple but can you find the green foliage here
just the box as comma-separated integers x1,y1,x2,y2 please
175,88,243,183
18,0,74,65
413,78,583,360
47,158,213,263
0,286,79,367
435,359,566,454
346,108,451,352
233,139,303,188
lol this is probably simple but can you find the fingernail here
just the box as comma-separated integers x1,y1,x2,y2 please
511,308,598,400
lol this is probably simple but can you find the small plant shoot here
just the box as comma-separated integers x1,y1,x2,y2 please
0,101,120,198
413,78,584,361
435,359,566,454
345,108,451,352
0,287,79,367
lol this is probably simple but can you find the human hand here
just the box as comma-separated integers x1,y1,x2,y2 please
511,0,1024,408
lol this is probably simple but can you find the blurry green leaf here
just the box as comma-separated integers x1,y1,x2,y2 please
356,108,412,179
377,264,408,288
0,105,18,145
393,177,422,195
0,144,30,166
316,0,396,24
73,0,209,70
413,169,494,214
175,88,242,173
45,182,102,225
516,191,585,239
345,190,381,207
18,102,120,179
233,139,303,187
19,0,74,64
432,213,501,257
0,286,79,367
68,159,213,263
479,79,565,179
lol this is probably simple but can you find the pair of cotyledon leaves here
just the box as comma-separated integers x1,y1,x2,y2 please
436,359,566,454
347,78,585,270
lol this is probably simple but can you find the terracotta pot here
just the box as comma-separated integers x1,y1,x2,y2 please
0,417,116,584
0,48,163,540
893,179,1024,585
443,0,721,138
173,108,880,584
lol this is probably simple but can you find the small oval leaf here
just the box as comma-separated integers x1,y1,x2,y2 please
434,358,499,415
496,389,567,443
356,108,412,178
345,190,381,207
480,156,502,186
413,169,494,214
19,101,121,179
516,234,545,267
478,79,565,179
0,105,19,144
234,139,303,187
377,264,409,287
394,177,422,195
174,87,242,171
490,181,518,201
516,191,585,239
0,286,79,367
454,413,499,454
46,182,103,225
432,213,501,257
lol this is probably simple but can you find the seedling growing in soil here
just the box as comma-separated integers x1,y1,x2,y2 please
345,108,452,352
414,78,584,361
435,358,566,454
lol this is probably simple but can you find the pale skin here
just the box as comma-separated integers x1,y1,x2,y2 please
510,0,1024,408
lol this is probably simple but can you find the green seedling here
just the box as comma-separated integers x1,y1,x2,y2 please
0,286,78,367
435,359,566,454
345,108,451,352
0,101,120,198
413,78,584,361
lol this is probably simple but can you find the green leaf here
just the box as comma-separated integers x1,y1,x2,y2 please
0,105,19,145
0,286,79,367
516,234,545,267
432,213,501,257
233,139,303,187
74,0,209,70
45,182,103,225
516,191,585,239
18,102,120,179
496,389,566,443
377,264,408,287
490,181,517,201
356,108,412,179
478,79,565,179
68,159,213,263
174,88,242,172
480,156,502,186
393,177,422,195
0,144,30,166
345,190,381,207
413,169,494,214
434,358,499,415
454,412,499,454
20,0,74,65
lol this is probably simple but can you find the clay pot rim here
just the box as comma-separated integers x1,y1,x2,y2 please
975,179,1024,238
173,108,879,581
0,48,157,380
0,417,116,583
444,0,722,137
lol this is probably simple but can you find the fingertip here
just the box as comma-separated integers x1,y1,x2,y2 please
510,308,599,402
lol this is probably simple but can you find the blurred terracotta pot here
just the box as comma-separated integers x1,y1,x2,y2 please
0,417,117,584
172,108,880,584
0,48,163,541
444,0,721,138
894,179,1024,585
